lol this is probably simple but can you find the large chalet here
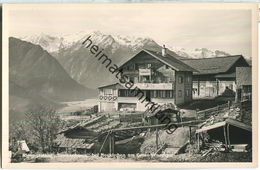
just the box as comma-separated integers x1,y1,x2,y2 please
98,46,197,112
97,47,251,112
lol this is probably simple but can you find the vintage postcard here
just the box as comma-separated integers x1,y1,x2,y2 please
1,2,258,168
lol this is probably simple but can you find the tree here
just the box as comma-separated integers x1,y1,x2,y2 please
24,105,62,153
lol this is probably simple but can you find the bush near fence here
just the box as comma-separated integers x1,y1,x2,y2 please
196,102,230,120
71,105,98,116
119,113,144,123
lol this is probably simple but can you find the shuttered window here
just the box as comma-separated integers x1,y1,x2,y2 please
178,76,183,84
186,89,189,97
150,90,173,98
104,89,113,95
178,90,182,97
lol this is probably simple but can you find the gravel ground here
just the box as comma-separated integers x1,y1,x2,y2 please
22,151,252,163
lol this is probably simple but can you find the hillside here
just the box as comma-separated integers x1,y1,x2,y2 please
35,31,172,88
9,81,65,122
9,37,97,101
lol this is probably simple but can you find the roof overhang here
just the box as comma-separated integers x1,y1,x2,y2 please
98,83,125,89
196,118,251,134
215,72,236,79
118,49,198,73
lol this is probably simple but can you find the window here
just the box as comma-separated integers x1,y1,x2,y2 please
161,90,166,98
129,64,135,70
149,90,173,98
166,90,173,98
178,76,183,84
166,77,170,83
178,90,182,97
104,89,113,95
134,64,138,70
134,77,138,83
129,77,135,82
186,89,190,97
186,76,191,83
118,89,136,97
229,84,233,90
243,85,252,93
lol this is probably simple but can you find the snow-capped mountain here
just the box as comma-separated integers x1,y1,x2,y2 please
21,31,159,54
171,47,230,59
21,31,232,59
21,33,66,53
19,31,233,89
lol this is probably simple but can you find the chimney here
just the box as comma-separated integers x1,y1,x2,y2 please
162,45,167,57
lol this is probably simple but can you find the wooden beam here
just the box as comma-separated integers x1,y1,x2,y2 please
110,120,204,132
108,135,112,154
109,132,115,154
216,78,219,95
198,80,200,96
156,128,159,150
223,125,228,150
227,124,231,147
197,133,200,151
99,130,111,156
189,126,192,144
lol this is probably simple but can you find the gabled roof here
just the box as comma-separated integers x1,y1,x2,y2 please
196,118,252,134
181,55,249,75
119,49,198,72
98,83,125,89
55,134,95,149
215,72,236,78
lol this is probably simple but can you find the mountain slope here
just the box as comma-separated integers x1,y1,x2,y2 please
9,37,97,102
21,31,233,89
9,81,66,122
51,31,163,88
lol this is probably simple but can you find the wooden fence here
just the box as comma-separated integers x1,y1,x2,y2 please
196,102,230,120
119,113,144,123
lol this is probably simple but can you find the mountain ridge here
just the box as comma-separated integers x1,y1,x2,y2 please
9,37,97,102
19,31,245,89
21,31,233,59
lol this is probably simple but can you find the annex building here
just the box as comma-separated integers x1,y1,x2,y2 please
181,55,250,98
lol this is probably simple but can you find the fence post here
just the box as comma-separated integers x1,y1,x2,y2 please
109,132,115,154
156,128,159,150
223,125,228,150
197,133,200,151
189,126,192,144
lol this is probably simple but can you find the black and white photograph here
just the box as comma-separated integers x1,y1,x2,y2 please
2,3,258,168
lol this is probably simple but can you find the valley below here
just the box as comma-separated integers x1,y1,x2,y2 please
57,98,98,114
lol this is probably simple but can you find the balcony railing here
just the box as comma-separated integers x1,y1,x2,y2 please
134,83,174,90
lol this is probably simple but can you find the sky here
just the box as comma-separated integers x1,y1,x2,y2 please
7,4,252,58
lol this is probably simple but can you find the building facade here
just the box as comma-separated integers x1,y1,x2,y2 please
236,67,252,101
98,48,197,112
181,55,250,98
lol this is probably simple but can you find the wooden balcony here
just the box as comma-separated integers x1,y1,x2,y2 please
134,83,174,90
